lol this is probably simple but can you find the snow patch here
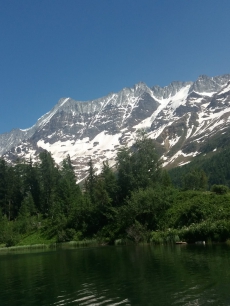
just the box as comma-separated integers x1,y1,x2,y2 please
218,83,230,95
194,91,216,97
37,131,122,168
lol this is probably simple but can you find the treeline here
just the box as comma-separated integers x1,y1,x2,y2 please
0,152,81,221
1,132,230,247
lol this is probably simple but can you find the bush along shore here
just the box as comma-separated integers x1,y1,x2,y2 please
1,131,230,249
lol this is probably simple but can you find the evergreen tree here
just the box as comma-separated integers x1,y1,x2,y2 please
0,159,8,217
93,178,112,229
20,191,36,216
58,155,82,215
38,151,60,216
24,158,41,212
0,163,24,220
16,192,36,234
9,163,24,218
160,169,172,187
84,158,97,204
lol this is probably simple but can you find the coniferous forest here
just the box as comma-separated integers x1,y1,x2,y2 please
1,132,230,248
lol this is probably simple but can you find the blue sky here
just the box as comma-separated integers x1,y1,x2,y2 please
1,0,230,133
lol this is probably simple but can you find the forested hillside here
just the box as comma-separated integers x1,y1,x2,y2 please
169,142,230,189
1,132,230,248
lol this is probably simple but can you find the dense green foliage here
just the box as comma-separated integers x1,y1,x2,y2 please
169,145,230,189
1,132,230,247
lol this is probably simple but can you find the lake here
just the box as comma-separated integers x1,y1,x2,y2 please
0,244,230,305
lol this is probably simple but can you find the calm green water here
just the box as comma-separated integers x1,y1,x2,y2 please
0,244,230,305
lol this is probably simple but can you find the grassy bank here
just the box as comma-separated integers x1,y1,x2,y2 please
0,227,98,254
0,243,54,253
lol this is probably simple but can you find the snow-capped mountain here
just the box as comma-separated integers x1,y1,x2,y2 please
1,74,230,180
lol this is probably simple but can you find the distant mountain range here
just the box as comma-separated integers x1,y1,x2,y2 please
1,74,230,181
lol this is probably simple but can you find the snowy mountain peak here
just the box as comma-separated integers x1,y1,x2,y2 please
151,81,192,100
189,74,230,94
1,74,230,181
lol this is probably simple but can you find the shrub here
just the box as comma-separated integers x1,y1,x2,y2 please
150,229,181,244
5,234,20,247
56,228,76,242
177,220,230,243
211,184,229,194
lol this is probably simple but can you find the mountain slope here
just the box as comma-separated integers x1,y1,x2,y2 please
1,74,230,181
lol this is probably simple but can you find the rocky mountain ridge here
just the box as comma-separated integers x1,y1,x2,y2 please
1,74,230,181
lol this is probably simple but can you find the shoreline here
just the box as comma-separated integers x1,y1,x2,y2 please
0,240,99,254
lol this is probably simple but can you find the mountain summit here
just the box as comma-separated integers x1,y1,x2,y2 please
2,74,230,180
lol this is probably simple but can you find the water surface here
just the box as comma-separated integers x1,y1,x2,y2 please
0,244,230,305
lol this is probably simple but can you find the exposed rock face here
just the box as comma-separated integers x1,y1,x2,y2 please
1,74,230,180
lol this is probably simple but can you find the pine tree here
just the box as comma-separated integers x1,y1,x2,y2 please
24,157,41,212
38,151,59,216
58,155,82,215
0,162,24,221
84,158,97,204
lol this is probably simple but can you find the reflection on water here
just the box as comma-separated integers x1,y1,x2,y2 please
0,244,230,305
53,281,130,305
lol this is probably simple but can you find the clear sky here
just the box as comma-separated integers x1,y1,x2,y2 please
1,0,230,133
